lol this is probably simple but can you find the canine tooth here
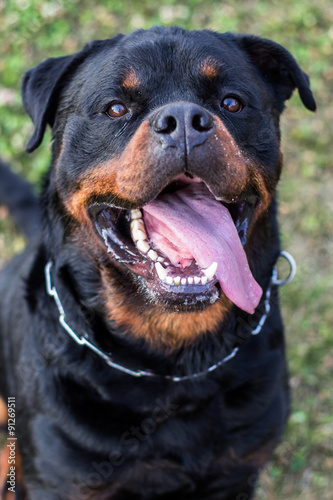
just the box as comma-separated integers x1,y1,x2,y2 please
181,278,187,285
203,262,218,281
201,276,208,285
155,262,168,281
188,277,194,285
147,249,158,261
137,240,150,254
166,276,173,285
157,257,165,263
174,276,181,285
194,277,201,285
131,209,142,220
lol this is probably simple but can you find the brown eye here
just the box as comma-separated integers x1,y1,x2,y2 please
222,96,242,113
106,102,128,118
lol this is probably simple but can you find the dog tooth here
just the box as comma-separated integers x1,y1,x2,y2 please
147,249,158,261
203,262,218,281
201,276,208,285
166,276,173,285
188,277,194,285
131,219,145,232
194,276,201,285
132,227,147,241
157,257,165,263
181,278,187,285
155,262,168,281
131,209,142,220
137,240,150,254
174,276,181,285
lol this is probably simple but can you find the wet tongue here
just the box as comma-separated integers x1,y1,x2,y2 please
142,182,262,314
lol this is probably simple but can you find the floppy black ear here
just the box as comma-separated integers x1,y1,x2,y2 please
22,54,82,153
22,36,124,153
231,34,316,112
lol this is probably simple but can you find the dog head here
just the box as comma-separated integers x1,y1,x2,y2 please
22,27,315,348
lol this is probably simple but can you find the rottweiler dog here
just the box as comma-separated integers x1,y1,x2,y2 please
0,26,315,500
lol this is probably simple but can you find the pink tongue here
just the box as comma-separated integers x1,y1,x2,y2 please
142,182,262,314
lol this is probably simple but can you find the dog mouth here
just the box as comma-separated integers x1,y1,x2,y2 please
90,176,262,313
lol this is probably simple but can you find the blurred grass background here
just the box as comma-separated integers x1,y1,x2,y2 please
0,0,332,498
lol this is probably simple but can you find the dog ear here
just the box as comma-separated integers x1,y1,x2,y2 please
230,34,316,112
22,36,124,153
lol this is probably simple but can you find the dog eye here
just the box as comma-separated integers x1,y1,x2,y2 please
106,102,129,118
221,96,243,113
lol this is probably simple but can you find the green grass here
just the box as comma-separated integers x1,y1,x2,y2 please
1,1,332,498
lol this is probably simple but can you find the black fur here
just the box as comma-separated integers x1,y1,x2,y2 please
0,159,41,239
0,27,315,499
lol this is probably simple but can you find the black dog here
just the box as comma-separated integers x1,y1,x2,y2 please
0,27,315,499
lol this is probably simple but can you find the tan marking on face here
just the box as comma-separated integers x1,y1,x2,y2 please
199,57,219,79
200,115,277,228
62,120,158,221
122,67,141,91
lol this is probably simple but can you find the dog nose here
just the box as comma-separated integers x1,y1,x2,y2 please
152,102,214,153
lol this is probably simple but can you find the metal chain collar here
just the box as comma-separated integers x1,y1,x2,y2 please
44,251,296,382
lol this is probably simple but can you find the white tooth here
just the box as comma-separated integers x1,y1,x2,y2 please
194,276,201,285
166,276,173,285
203,262,218,281
188,277,193,285
157,257,165,263
131,209,142,220
174,276,181,285
131,219,145,233
181,278,187,285
132,228,147,241
147,249,158,261
155,262,168,281
137,240,150,254
201,276,208,285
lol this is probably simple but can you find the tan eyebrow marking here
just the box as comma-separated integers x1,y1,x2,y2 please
199,57,220,79
122,68,141,91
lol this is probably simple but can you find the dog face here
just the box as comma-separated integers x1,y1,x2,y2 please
22,27,315,347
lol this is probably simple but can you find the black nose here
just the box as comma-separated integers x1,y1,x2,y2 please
152,102,214,154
